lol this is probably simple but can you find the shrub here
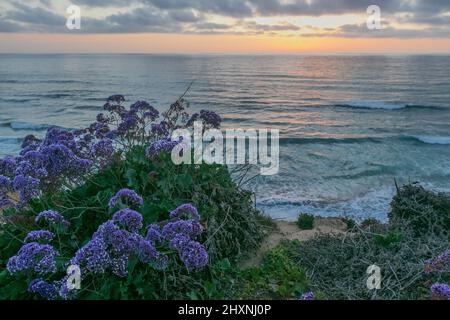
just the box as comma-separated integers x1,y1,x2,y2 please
296,213,314,230
0,94,265,300
290,183,450,300
389,182,450,236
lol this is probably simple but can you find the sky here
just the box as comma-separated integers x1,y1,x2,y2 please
1,0,450,54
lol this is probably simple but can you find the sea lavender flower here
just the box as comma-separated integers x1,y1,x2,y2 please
137,239,158,264
200,110,221,128
151,121,169,137
179,240,208,271
21,134,41,149
96,113,110,123
0,157,17,176
108,188,144,209
0,195,13,208
162,219,203,240
130,101,159,119
0,175,11,193
431,283,450,300
13,174,40,204
299,292,315,300
70,237,111,274
35,210,69,226
424,250,450,274
28,279,58,300
107,94,125,103
146,224,163,243
91,139,114,159
24,230,55,243
169,203,201,221
118,110,139,133
112,208,143,233
145,138,180,159
7,242,59,274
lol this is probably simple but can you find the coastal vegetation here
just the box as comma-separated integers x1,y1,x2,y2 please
0,95,448,300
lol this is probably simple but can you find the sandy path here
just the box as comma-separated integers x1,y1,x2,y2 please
240,217,347,268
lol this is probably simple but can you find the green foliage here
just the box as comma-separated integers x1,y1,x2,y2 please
296,213,314,230
343,217,356,231
234,242,308,299
0,146,266,300
195,243,309,300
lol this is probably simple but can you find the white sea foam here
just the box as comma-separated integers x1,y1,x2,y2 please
339,101,407,110
10,121,51,130
412,135,450,145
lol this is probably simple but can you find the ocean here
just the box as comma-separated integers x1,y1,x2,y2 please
1,54,449,221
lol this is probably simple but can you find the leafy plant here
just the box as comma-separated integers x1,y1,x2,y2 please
296,213,314,230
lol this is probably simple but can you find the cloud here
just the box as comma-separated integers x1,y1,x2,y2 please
1,0,450,38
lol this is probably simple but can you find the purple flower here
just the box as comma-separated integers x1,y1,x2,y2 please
70,237,111,274
151,121,169,137
35,210,69,226
7,242,59,274
169,234,208,271
118,111,139,133
21,135,41,149
91,139,114,159
200,110,221,128
137,239,158,264
162,219,203,240
130,101,159,120
96,113,110,124
24,230,55,243
299,292,315,300
28,279,58,300
0,157,17,177
107,94,125,103
108,188,144,209
13,174,40,204
431,283,450,300
169,203,201,221
0,175,11,193
145,138,180,159
146,224,163,243
0,195,14,208
424,250,450,274
112,208,143,233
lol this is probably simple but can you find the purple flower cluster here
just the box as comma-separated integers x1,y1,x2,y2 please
145,138,180,159
0,123,116,207
431,283,450,300
186,110,222,129
28,279,58,300
36,210,69,227
7,242,59,274
299,292,315,300
169,234,208,271
169,203,201,221
151,121,169,137
113,208,143,232
24,230,55,243
108,188,144,209
162,219,203,240
424,250,450,274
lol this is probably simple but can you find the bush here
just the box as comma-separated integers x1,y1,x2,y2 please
289,183,450,300
296,213,314,230
0,95,266,300
389,182,450,237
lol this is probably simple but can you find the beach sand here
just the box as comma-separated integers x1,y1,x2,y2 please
240,217,347,268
